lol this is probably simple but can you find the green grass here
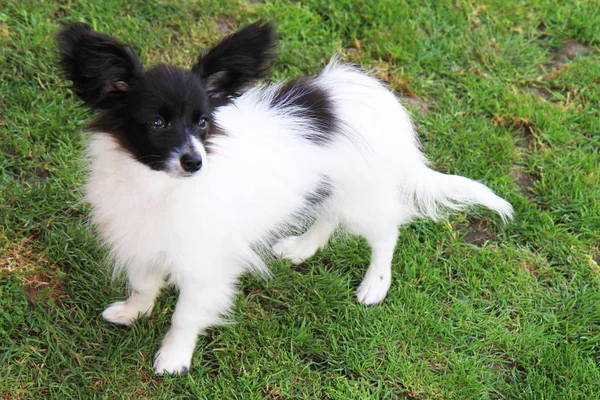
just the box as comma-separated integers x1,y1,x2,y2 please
1,0,599,398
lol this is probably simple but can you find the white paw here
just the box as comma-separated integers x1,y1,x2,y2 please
272,236,318,265
356,271,391,305
153,331,195,375
102,301,152,326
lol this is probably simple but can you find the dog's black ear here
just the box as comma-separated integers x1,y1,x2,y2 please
192,21,276,106
57,23,143,110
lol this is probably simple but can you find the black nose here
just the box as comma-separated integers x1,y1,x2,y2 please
180,153,202,173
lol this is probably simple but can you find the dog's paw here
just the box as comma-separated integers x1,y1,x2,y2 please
356,271,391,305
153,332,194,375
153,351,191,375
102,301,151,326
272,236,317,265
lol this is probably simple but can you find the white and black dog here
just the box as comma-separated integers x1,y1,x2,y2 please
57,22,513,374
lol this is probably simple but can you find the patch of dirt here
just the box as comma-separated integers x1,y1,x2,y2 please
401,96,431,116
529,83,586,109
25,167,51,185
21,269,65,304
512,118,534,149
51,6,68,19
457,218,497,247
468,4,487,30
341,40,362,61
535,39,594,94
520,261,539,278
373,63,416,97
343,47,359,56
396,387,421,400
548,82,584,101
6,165,51,186
492,115,544,151
593,253,600,266
510,167,536,199
2,145,51,184
535,21,548,34
262,385,288,400
213,16,236,35
541,62,572,82
1,231,65,305
491,115,541,198
545,39,594,71
490,357,527,384
529,85,554,101
0,18,11,48
554,39,593,63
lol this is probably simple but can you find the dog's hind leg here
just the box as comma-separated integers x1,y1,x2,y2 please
356,225,399,305
102,269,164,326
272,217,338,265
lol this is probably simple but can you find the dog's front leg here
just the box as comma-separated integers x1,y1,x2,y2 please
103,268,164,326
153,278,236,374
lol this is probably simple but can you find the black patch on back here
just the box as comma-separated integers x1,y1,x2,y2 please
282,175,334,237
304,175,334,208
270,78,338,145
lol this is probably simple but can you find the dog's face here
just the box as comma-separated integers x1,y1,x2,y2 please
58,22,275,177
98,65,213,176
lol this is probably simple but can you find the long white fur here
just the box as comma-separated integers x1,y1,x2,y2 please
89,62,513,374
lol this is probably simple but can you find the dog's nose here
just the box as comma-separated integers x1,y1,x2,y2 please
180,153,202,173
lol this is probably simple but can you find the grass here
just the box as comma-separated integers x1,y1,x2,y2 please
1,0,599,398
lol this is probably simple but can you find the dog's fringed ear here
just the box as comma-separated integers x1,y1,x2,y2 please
57,23,143,110
192,21,276,106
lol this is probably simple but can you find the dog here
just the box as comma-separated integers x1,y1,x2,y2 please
57,21,513,374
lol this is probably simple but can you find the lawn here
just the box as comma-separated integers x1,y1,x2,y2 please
1,0,599,398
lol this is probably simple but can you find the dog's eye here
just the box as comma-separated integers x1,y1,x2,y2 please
197,117,208,130
150,117,166,130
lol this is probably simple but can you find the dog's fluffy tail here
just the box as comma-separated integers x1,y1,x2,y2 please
407,168,513,222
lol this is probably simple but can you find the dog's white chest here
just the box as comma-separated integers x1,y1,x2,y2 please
85,136,181,267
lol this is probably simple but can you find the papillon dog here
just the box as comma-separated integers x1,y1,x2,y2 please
57,21,513,374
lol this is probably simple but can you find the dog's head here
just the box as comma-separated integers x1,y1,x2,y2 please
58,22,276,177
